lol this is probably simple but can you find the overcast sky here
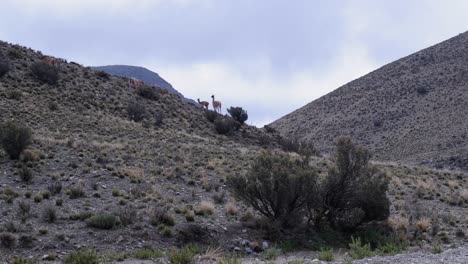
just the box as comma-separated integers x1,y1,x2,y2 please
1,0,467,126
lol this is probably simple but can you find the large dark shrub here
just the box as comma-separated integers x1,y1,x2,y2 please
214,117,235,135
320,137,390,230
205,110,219,123
0,121,32,159
0,59,11,78
30,61,59,85
137,85,159,101
95,70,110,80
227,152,318,227
227,106,248,124
86,213,118,229
127,101,146,122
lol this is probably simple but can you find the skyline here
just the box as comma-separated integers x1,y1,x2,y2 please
1,0,468,126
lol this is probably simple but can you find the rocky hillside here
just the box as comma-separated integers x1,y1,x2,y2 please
0,40,466,262
271,31,468,170
92,65,195,104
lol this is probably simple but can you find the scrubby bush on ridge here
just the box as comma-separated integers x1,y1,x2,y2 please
30,61,59,85
0,58,11,77
127,101,146,122
227,106,248,124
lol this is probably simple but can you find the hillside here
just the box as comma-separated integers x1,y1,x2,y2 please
0,40,466,262
271,31,468,171
92,65,195,104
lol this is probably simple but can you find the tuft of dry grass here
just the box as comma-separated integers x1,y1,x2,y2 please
387,216,409,241
416,218,431,232
225,202,238,216
196,201,215,216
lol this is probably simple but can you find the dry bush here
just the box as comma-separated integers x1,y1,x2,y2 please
196,201,215,216
127,101,146,122
225,202,238,216
387,216,409,241
20,149,41,162
117,167,144,183
0,58,11,77
416,218,431,232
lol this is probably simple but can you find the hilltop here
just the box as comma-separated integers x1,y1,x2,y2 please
91,65,195,104
271,31,468,171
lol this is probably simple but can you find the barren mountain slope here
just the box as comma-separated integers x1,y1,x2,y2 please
271,31,468,170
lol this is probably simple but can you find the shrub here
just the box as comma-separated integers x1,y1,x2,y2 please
227,151,317,227
116,205,137,226
48,182,62,195
185,210,195,222
205,110,219,122
150,207,175,226
167,245,198,264
0,121,32,159
127,101,146,122
30,61,59,85
63,249,100,264
196,200,215,216
137,85,159,100
19,165,33,183
416,86,428,95
7,90,22,100
17,200,31,223
95,70,110,80
318,248,335,261
154,110,164,127
214,117,235,135
133,248,163,259
0,232,17,249
0,58,11,77
348,237,374,260
43,205,57,223
69,182,85,199
319,137,389,230
227,106,248,124
33,195,43,203
264,247,282,260
86,213,118,230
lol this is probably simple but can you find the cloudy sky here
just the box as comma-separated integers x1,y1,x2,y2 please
1,0,467,126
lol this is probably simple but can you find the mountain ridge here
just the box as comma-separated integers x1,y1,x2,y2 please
270,31,468,170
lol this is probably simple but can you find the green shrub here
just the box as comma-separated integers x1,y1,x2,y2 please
320,137,389,230
30,61,59,85
214,117,235,135
348,237,374,260
33,195,43,203
69,183,85,199
137,85,159,100
227,106,248,124
133,248,163,259
86,213,118,230
127,101,146,122
264,247,282,260
0,121,32,159
63,249,100,264
7,90,22,100
227,151,317,227
48,182,62,195
217,257,242,264
0,58,11,77
167,245,198,264
116,205,137,226
318,248,335,261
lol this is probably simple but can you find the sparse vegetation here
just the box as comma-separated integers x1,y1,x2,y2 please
318,248,335,261
133,248,163,259
43,205,57,223
214,117,235,135
0,121,32,159
0,232,17,249
167,245,199,264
